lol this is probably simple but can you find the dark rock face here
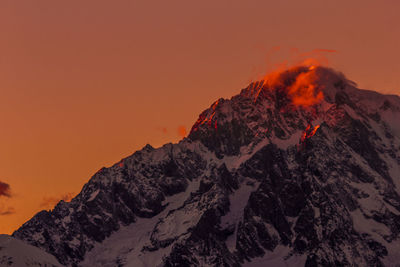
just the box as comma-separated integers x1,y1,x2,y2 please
12,66,400,266
13,144,207,266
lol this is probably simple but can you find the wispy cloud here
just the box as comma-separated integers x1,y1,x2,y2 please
0,206,15,216
156,126,168,135
312,48,338,53
40,192,75,209
160,127,168,134
177,126,187,138
0,180,11,198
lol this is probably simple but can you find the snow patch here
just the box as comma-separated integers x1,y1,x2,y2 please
87,189,100,202
81,179,200,267
0,235,62,267
221,179,259,252
242,245,306,267
350,209,391,238
272,131,303,150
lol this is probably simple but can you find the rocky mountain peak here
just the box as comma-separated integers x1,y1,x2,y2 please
189,64,400,157
244,65,348,106
12,65,400,267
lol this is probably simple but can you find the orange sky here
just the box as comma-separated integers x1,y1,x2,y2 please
0,0,399,234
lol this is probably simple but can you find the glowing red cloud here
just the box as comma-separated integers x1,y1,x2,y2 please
178,126,187,138
260,59,326,107
287,70,324,107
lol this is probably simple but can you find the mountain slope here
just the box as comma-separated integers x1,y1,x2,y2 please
0,235,62,267
13,65,400,266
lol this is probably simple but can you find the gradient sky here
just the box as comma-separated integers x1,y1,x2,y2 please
0,0,399,234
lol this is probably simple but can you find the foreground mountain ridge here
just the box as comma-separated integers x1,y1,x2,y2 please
12,65,400,266
0,235,62,267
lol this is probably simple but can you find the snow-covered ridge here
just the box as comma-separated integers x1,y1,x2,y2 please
0,235,62,267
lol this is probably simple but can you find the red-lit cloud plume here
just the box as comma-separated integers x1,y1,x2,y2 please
261,60,325,107
40,192,75,209
254,46,337,75
0,181,11,198
292,48,337,66
250,48,338,104
287,67,324,106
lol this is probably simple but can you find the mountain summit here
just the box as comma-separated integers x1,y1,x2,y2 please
12,65,400,266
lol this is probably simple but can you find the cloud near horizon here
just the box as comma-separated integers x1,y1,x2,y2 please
0,206,16,216
0,181,11,198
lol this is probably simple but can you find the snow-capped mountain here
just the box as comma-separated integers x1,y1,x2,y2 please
0,235,62,266
12,65,400,266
